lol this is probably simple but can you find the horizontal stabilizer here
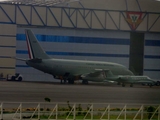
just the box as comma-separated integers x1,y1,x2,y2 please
10,57,27,61
28,58,42,63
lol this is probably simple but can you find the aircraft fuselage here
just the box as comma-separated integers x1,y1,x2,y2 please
26,58,133,82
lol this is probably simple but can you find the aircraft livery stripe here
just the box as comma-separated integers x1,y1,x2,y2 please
25,30,33,59
0,56,13,58
0,46,16,48
0,67,15,69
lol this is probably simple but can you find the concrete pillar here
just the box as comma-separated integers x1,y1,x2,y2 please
129,32,144,75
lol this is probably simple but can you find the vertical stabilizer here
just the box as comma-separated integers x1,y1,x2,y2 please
25,29,50,59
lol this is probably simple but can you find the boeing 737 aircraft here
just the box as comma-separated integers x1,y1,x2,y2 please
15,29,156,87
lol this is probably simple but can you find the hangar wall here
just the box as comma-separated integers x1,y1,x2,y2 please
0,24,16,78
144,33,160,79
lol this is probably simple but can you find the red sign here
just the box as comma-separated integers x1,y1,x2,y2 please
126,12,143,30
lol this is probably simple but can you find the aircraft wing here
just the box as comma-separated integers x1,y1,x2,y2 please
11,57,42,63
81,69,112,82
10,57,27,61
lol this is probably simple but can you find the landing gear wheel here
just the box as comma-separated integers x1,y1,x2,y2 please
148,83,152,88
68,79,74,84
64,79,67,84
18,77,22,81
130,84,133,87
117,82,121,85
122,83,125,87
60,79,66,84
156,81,160,86
82,80,88,84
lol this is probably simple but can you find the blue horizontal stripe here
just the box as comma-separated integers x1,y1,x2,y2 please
145,40,160,46
0,35,16,37
16,50,160,59
17,34,160,46
0,67,15,69
16,50,129,58
144,69,160,72
16,65,29,68
144,55,160,59
47,52,129,57
0,56,12,58
16,34,130,45
0,46,16,48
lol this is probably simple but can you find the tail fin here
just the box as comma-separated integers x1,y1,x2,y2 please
25,29,50,59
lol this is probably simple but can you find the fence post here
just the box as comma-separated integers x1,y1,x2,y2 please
158,106,160,120
91,104,93,120
0,103,3,120
141,105,143,120
20,103,22,120
73,104,76,120
38,103,40,120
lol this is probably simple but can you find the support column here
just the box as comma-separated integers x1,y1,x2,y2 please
129,32,144,75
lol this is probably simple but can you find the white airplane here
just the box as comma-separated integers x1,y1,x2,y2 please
15,29,156,87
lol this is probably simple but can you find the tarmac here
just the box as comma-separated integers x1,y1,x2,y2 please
0,80,160,104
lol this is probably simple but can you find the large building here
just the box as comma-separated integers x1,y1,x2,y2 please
0,0,160,81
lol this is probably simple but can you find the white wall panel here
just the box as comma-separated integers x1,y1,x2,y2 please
0,58,15,67
47,8,60,26
0,24,16,77
144,59,160,69
1,4,15,22
144,46,160,56
16,41,129,55
80,0,126,11
136,14,148,31
0,24,16,35
31,6,46,26
144,33,160,79
0,69,15,78
0,48,16,56
144,71,160,80
77,10,90,29
16,5,31,24
0,37,16,46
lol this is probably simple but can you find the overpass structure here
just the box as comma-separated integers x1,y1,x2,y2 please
0,3,160,32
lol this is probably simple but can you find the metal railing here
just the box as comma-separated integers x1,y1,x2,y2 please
0,102,159,120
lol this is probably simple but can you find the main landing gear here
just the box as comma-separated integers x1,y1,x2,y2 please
130,84,133,87
121,83,133,87
60,73,70,84
147,83,153,88
68,79,74,84
82,80,88,84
